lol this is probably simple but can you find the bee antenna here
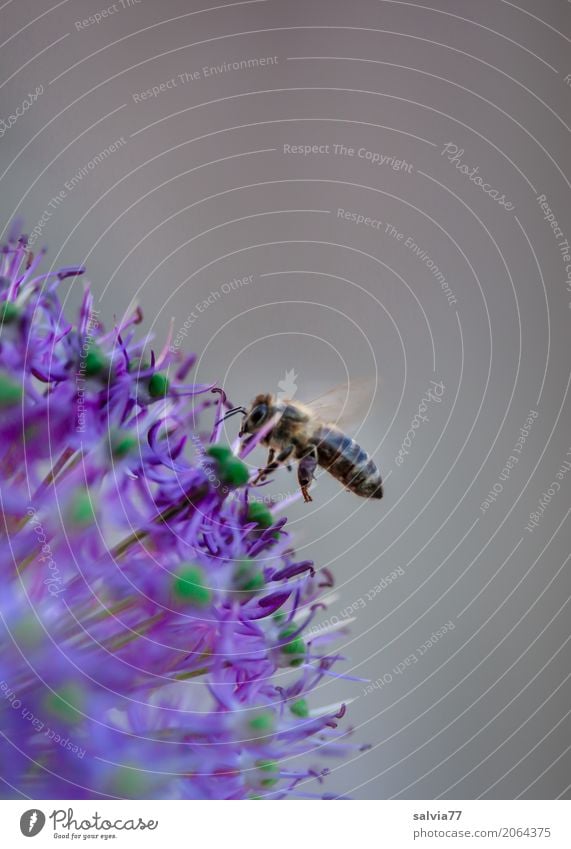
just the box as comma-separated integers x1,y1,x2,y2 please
215,406,247,426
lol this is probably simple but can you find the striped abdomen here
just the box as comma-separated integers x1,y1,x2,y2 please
313,426,383,498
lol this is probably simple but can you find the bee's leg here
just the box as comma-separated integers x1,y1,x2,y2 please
252,445,294,485
252,448,275,485
256,448,275,483
297,447,318,503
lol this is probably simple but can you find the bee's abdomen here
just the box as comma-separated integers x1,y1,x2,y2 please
314,427,383,498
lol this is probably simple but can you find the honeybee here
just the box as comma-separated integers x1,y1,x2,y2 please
220,383,383,503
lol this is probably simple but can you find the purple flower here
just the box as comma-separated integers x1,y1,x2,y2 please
0,228,359,799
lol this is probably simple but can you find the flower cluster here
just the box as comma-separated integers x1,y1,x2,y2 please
0,226,360,799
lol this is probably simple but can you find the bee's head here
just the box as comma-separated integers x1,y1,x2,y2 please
239,393,275,436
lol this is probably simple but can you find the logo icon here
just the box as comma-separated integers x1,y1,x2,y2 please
20,810,45,837
277,368,298,401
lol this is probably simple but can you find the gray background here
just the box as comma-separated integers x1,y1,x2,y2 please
1,0,570,799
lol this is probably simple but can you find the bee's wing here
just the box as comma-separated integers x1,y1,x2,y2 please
303,378,379,431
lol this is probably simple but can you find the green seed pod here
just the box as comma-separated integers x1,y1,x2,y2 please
289,698,309,718
68,489,95,527
248,710,275,735
0,301,19,324
43,682,85,725
0,372,22,407
246,502,273,529
110,431,138,460
278,625,306,667
256,759,280,787
108,765,152,798
83,346,108,378
205,444,233,462
148,372,170,398
206,444,250,487
232,559,265,597
173,565,212,607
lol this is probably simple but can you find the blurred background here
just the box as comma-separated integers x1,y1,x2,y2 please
1,0,570,799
